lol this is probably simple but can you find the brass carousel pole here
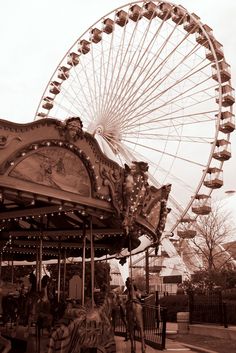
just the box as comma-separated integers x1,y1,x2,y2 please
0,252,2,279
11,258,14,285
90,217,94,309
57,240,61,303
0,252,2,318
35,236,43,353
128,232,134,300
129,234,133,280
9,235,14,285
36,249,39,291
145,249,150,294
62,249,67,300
82,222,86,306
39,237,43,292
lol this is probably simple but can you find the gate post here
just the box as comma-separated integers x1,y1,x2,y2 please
177,312,189,334
155,291,160,329
223,302,228,328
218,290,223,325
188,291,194,324
161,307,167,350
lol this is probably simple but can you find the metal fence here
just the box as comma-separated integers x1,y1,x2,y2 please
189,292,236,327
113,295,167,350
224,302,236,325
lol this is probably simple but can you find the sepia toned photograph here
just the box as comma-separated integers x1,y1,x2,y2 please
0,1,235,352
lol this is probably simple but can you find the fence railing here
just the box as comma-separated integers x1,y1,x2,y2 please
113,299,167,350
189,292,236,327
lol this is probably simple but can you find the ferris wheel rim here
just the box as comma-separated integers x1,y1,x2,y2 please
34,0,234,233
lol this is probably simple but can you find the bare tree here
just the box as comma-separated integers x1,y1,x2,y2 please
185,202,236,271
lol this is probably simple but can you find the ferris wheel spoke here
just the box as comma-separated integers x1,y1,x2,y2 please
125,114,215,138
115,21,162,103
129,106,218,134
122,80,215,131
89,45,103,118
102,11,162,120
93,38,105,120
62,84,94,119
59,82,95,122
101,14,143,121
99,25,123,118
104,17,183,123
76,65,101,120
125,82,216,133
48,100,79,118
123,107,218,136
122,138,206,167
106,23,194,126
98,36,119,120
52,85,85,116
99,37,114,114
155,78,215,111
118,66,204,129
115,29,200,122
120,140,196,194
119,53,211,129
126,131,212,143
68,64,99,120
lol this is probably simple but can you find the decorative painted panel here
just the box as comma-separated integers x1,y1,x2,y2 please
10,147,91,196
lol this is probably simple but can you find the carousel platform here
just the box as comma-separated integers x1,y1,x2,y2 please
38,334,203,353
37,333,160,353
0,324,204,353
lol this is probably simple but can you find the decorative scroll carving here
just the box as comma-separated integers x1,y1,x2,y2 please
154,184,171,244
0,135,22,149
99,165,123,215
56,117,84,142
122,161,149,235
121,161,171,250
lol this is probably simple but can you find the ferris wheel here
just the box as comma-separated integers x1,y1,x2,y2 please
35,1,235,237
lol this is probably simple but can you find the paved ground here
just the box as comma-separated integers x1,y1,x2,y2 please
38,332,208,353
3,322,236,352
173,332,236,353
165,322,236,353
115,335,189,352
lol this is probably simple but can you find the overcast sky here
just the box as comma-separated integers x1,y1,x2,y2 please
0,0,235,207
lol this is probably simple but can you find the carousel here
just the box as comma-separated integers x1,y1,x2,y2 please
0,0,235,351
0,115,170,352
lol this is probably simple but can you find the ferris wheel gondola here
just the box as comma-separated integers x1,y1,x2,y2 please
35,1,235,238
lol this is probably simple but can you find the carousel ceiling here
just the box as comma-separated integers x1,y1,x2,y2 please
0,117,171,261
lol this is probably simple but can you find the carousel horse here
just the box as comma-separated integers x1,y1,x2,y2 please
125,277,146,353
116,294,129,340
26,274,53,333
2,294,19,325
47,292,116,353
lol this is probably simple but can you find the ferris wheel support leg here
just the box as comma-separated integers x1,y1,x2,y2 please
161,235,191,279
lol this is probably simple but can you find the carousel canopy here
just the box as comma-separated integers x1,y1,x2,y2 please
0,117,171,262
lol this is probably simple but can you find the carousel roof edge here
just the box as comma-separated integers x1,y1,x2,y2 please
0,117,67,129
0,117,172,259
0,117,123,170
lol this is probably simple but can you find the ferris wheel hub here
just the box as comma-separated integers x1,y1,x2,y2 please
95,125,104,135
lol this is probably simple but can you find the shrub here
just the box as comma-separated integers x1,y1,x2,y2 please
159,295,189,322
223,288,236,301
